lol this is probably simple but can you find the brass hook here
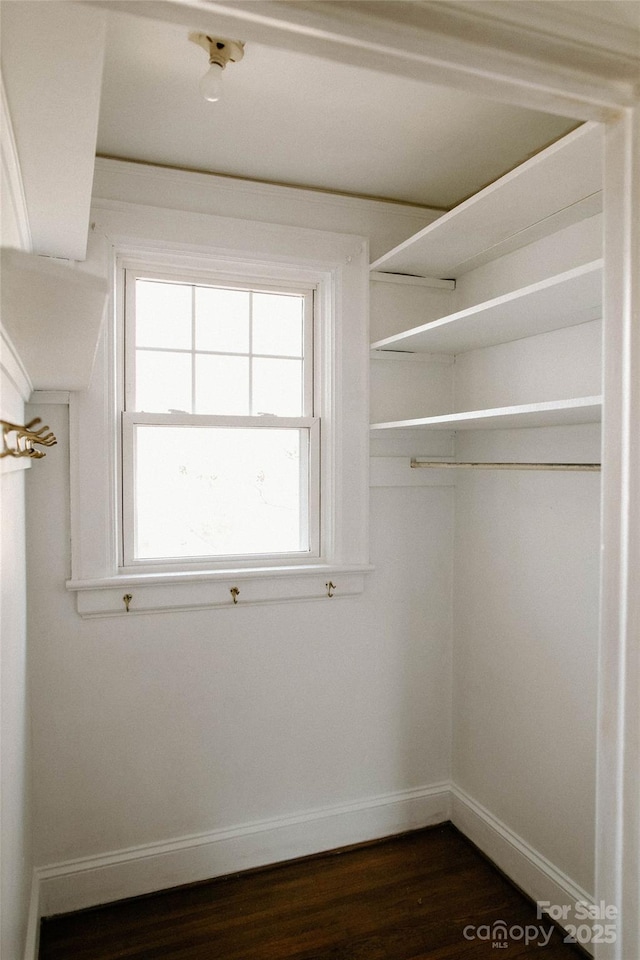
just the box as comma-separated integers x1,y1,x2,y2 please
326,581,336,598
1,417,57,459
230,587,240,605
123,594,133,613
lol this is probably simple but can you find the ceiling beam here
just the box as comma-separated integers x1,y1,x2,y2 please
89,0,639,121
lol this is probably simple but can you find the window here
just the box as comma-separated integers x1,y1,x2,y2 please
121,267,319,568
66,198,370,616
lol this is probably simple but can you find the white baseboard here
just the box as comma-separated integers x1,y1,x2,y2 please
25,782,597,960
450,784,596,953
36,782,451,920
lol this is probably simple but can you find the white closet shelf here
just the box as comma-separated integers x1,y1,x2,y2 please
371,260,602,355
370,123,602,278
0,248,108,391
370,396,602,432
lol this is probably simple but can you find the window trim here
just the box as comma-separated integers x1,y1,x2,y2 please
66,202,372,616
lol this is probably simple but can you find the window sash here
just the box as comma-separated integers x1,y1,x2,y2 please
121,413,320,569
123,269,315,418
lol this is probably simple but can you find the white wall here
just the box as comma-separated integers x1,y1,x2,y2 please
1,337,33,960
2,51,35,958
22,161,601,920
0,468,31,960
25,170,454,912
450,221,602,896
27,409,453,863
452,466,600,892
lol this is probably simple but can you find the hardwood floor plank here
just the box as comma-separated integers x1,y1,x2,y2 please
39,825,586,959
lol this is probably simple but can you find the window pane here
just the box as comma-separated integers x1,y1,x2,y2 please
134,426,308,559
136,280,192,350
136,351,192,412
195,287,250,353
195,355,249,415
252,293,303,357
252,358,304,416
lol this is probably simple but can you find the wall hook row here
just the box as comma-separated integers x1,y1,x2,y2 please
1,418,57,459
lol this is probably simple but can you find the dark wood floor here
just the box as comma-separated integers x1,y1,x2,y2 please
39,824,586,960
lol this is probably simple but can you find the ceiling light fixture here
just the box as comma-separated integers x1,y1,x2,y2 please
189,33,245,102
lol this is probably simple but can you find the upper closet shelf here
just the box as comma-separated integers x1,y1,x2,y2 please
370,396,602,432
370,122,602,279
371,260,602,355
1,248,107,392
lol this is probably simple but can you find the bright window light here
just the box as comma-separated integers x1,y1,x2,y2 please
122,271,318,567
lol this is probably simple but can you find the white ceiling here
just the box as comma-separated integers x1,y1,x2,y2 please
96,8,580,210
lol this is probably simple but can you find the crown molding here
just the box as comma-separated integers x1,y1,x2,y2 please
449,1,640,62
92,156,442,220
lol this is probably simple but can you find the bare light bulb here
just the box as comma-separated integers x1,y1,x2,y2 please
199,61,224,102
190,34,244,103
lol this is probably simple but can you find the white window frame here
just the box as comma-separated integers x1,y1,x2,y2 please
119,262,320,572
66,202,371,616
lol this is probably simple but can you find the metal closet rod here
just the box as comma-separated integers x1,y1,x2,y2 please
410,459,601,472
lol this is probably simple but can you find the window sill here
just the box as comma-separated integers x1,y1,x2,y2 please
66,564,373,618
